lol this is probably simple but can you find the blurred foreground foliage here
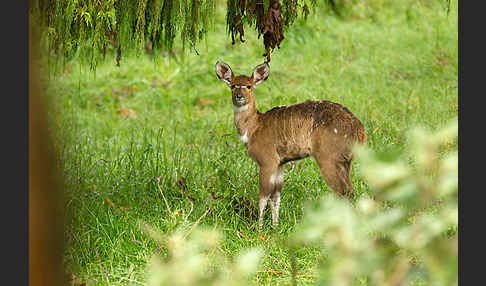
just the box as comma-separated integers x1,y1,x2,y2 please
145,225,264,286
144,119,458,285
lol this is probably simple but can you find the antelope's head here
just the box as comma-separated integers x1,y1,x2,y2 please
215,61,270,111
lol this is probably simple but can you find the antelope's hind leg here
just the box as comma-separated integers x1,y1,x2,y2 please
340,155,355,200
314,154,355,201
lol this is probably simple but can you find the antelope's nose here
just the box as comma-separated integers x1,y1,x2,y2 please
236,93,243,100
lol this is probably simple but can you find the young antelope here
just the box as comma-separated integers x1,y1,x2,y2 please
215,61,366,231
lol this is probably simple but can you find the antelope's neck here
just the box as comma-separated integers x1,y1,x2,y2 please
233,101,258,137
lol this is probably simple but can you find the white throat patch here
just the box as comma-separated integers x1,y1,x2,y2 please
233,104,248,113
240,131,248,143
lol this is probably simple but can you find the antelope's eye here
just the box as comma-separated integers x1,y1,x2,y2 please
231,84,236,89
246,85,251,89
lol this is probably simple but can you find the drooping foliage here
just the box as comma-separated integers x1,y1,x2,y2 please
29,0,452,70
226,0,323,62
29,0,330,70
30,0,217,70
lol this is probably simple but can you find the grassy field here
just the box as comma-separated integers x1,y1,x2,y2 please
44,0,457,285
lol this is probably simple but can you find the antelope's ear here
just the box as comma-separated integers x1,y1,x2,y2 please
252,62,270,88
215,61,234,87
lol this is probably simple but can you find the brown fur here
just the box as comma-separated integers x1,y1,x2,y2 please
215,61,366,231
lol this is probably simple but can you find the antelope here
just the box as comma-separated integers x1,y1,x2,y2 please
215,61,366,232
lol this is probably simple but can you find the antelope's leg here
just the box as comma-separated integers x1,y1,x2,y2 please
258,163,280,232
269,165,284,228
311,130,355,200
258,193,269,233
315,155,354,200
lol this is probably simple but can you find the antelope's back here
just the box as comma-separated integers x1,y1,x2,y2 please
260,100,366,148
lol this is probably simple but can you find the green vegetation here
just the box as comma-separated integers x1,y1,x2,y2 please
143,120,458,285
43,0,457,285
30,0,334,69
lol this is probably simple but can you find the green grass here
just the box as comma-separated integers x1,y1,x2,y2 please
45,0,457,285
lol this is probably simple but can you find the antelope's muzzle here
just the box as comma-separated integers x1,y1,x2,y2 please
234,92,246,106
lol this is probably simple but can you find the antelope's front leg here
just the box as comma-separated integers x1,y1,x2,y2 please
257,163,279,232
269,165,284,229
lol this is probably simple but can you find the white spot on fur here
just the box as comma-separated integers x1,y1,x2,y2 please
269,170,283,185
233,104,248,113
334,128,338,134
240,131,248,143
234,85,250,89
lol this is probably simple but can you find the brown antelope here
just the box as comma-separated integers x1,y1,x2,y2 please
215,61,366,232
